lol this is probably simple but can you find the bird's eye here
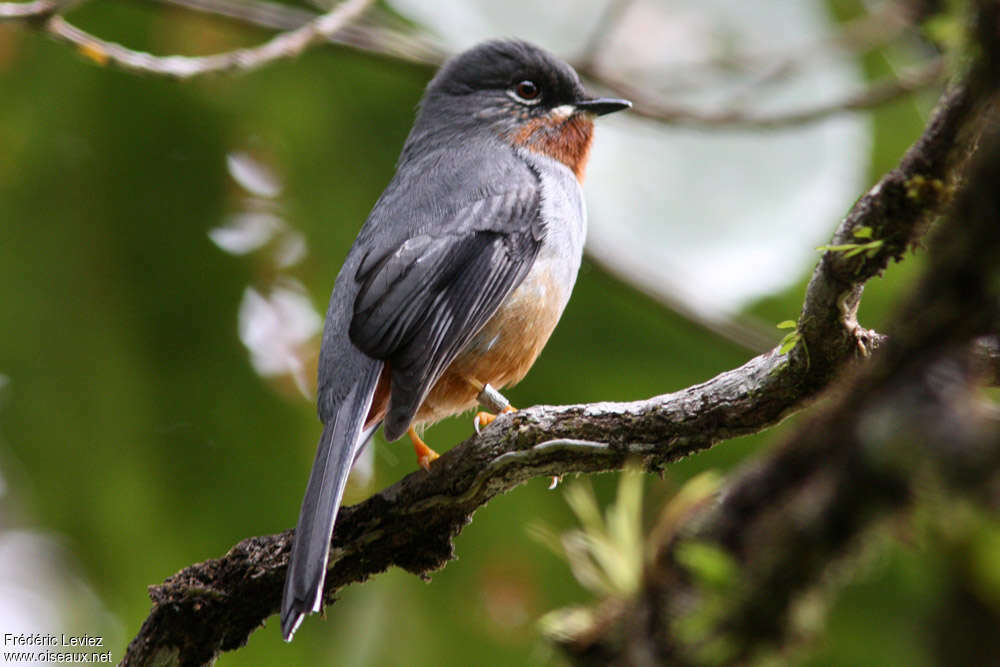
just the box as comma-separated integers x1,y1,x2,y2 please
511,80,541,104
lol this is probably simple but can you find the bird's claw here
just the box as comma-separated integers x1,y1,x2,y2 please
408,426,440,471
473,405,516,434
474,411,493,433
417,450,440,472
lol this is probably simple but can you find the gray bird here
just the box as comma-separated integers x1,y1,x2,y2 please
281,38,630,640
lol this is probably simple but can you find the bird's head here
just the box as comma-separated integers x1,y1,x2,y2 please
414,39,631,181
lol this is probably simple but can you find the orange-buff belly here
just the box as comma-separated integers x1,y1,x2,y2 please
365,263,567,431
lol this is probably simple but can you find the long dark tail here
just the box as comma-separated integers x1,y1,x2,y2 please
280,364,380,640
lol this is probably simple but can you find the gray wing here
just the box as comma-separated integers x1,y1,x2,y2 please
349,183,543,441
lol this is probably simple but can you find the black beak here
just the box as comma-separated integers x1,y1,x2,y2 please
574,97,632,116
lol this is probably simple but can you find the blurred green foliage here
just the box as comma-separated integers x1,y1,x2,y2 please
1,1,996,665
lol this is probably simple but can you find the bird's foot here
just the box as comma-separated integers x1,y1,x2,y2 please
474,405,517,433
408,426,439,471
474,383,515,433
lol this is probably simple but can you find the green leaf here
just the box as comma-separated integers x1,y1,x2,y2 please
844,246,866,259
776,320,797,329
779,331,800,355
852,226,873,239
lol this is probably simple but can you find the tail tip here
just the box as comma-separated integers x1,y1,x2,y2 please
281,607,306,642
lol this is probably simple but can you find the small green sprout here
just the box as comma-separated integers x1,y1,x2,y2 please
816,226,883,259
529,470,644,599
534,470,727,648
777,320,801,355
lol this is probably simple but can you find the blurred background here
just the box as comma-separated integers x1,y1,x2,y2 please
0,0,985,665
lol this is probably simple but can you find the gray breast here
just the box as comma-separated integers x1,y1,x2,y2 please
518,148,587,302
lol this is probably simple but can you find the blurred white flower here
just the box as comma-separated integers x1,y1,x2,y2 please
226,151,282,199
208,212,284,255
238,283,322,397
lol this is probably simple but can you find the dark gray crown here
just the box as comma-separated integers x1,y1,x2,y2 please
428,39,586,110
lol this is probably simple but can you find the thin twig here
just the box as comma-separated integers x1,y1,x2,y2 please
0,0,56,20
151,0,444,65
596,57,946,129
43,0,374,78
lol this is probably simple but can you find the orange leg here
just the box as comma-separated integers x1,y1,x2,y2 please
473,405,517,433
408,426,439,471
